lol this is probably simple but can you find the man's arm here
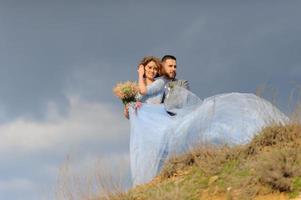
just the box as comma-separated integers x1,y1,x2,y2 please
124,104,129,119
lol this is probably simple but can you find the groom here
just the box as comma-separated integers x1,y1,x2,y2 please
160,55,190,115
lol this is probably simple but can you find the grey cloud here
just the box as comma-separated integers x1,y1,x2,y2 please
0,98,130,200
0,1,300,120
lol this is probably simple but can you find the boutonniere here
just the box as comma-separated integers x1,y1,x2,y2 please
166,82,176,100
167,82,176,90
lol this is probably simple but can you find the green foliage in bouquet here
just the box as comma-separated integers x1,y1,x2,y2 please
113,81,139,105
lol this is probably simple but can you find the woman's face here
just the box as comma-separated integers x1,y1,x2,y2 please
144,61,158,80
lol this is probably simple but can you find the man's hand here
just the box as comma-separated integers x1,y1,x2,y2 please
124,103,130,119
134,101,142,109
176,80,190,90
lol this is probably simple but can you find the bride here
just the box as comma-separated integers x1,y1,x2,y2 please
127,55,288,186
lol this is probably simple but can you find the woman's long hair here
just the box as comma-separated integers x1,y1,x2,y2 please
138,56,163,78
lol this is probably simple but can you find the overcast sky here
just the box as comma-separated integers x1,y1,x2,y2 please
0,1,300,199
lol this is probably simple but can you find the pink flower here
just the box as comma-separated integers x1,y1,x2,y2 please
134,101,142,109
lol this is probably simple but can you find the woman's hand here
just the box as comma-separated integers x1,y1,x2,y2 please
134,101,142,115
138,65,147,95
137,64,145,78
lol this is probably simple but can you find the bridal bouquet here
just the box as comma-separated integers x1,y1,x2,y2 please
113,81,139,105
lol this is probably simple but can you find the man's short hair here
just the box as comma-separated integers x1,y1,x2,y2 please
161,55,177,62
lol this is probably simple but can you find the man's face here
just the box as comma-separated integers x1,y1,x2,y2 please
162,59,177,79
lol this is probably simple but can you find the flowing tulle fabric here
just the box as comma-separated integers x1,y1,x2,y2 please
129,87,289,186
129,104,173,186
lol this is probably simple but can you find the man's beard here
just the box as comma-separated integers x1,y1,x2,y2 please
162,68,176,80
167,72,176,80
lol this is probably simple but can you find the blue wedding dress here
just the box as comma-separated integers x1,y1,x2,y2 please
129,78,288,186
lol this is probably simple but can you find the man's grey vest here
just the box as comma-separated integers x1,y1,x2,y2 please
162,78,190,115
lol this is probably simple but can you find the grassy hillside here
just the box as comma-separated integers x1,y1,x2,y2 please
99,123,301,200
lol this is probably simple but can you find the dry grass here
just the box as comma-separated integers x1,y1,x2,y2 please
245,124,301,155
161,144,244,179
122,122,301,200
56,123,301,200
55,155,130,200
254,147,301,192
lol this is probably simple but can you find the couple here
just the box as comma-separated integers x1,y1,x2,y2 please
124,55,189,118
126,55,288,186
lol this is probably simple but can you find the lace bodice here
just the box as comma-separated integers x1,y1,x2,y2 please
136,77,168,104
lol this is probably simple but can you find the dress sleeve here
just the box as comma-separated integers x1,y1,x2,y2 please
146,78,165,95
